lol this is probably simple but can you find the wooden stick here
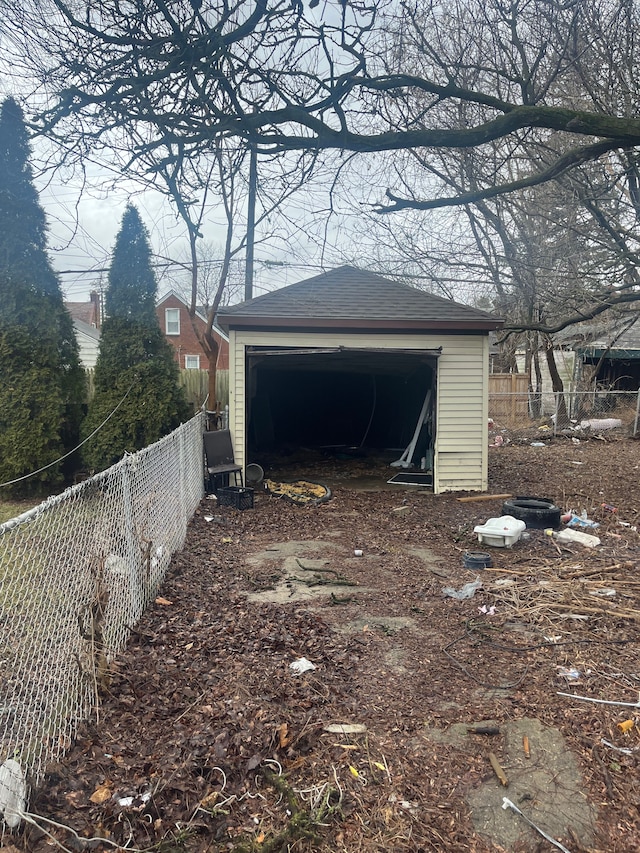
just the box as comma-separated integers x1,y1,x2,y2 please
523,735,530,759
457,493,512,503
489,752,508,787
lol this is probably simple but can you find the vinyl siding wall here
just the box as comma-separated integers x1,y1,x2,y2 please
228,330,489,494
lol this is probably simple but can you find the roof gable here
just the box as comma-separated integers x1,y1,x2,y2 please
157,288,229,340
217,266,502,332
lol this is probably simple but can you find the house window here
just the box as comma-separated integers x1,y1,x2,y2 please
165,308,180,335
184,354,200,370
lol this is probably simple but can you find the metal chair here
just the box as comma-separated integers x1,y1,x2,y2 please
203,430,243,493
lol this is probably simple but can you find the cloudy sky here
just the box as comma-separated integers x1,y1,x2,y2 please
36,157,328,306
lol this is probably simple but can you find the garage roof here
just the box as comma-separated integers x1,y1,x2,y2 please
217,266,503,333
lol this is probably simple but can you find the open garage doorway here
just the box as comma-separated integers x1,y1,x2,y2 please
246,347,439,468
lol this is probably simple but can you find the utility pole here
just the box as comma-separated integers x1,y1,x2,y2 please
244,144,257,301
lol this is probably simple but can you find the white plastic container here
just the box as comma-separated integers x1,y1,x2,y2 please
474,515,526,547
549,528,601,548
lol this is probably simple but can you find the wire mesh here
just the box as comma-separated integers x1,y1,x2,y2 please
489,389,640,436
0,413,205,801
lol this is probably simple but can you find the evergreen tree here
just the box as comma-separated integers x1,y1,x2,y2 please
0,97,85,496
82,204,191,471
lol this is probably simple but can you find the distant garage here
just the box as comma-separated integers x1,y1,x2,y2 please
216,267,503,494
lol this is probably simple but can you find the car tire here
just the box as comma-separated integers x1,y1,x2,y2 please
501,496,561,529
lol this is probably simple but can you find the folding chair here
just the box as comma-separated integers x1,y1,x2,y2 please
203,430,243,493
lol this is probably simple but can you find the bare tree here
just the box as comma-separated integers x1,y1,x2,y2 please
2,1,640,193
4,0,640,336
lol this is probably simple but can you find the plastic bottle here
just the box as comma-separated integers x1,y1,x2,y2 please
546,528,601,548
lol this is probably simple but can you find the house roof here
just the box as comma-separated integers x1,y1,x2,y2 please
557,310,640,355
216,266,503,333
157,289,229,340
73,317,100,342
66,300,99,327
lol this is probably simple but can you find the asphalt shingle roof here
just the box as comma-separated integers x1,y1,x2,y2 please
217,266,503,332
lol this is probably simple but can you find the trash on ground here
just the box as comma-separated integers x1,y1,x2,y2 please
478,604,497,615
616,719,635,733
601,738,635,754
589,588,616,598
467,725,500,735
474,515,526,547
265,479,330,505
502,797,572,853
578,417,622,431
463,551,493,570
354,549,363,556
289,657,316,674
530,441,546,447
547,528,601,548
442,577,483,600
557,666,581,680
323,723,367,735
457,493,512,503
566,512,599,529
488,752,508,787
557,692,640,708
0,759,26,829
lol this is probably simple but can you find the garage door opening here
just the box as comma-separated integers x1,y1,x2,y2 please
246,347,439,466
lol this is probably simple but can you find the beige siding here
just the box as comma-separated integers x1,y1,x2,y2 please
229,330,489,494
435,335,488,492
228,330,247,470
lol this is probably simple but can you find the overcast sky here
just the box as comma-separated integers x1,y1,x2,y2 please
36,158,328,306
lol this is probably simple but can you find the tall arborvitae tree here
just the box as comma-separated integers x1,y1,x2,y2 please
82,204,191,471
0,97,85,496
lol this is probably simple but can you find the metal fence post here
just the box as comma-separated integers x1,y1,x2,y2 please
634,389,640,438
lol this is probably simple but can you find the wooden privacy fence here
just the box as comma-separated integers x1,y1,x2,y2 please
489,373,530,425
84,369,229,412
178,369,229,411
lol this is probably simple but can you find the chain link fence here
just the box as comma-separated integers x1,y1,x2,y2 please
0,413,205,806
489,389,640,436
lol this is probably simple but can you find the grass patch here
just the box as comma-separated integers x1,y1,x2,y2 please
0,500,35,525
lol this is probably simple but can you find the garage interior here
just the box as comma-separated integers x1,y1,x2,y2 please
246,347,439,468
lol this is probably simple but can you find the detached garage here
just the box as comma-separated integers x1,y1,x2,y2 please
216,266,503,494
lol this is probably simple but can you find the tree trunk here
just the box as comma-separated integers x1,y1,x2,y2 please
545,337,570,428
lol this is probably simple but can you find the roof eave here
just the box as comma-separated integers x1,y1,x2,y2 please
217,316,504,334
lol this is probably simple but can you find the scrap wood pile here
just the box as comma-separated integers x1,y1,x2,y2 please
484,549,640,626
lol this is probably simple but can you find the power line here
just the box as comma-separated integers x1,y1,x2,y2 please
0,382,135,489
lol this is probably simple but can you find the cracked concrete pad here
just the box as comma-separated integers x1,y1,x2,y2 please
246,539,341,567
245,575,360,603
407,547,451,577
468,718,595,849
244,539,362,603
424,717,595,850
336,614,417,634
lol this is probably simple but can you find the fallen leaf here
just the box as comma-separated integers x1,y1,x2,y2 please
278,723,290,748
256,832,265,843
89,782,113,804
155,597,173,606
200,791,219,809
349,765,359,778
185,642,194,650
64,790,86,809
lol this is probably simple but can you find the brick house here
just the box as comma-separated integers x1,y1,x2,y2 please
64,290,102,368
157,290,229,371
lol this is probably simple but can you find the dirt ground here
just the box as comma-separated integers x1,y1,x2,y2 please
11,432,640,853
